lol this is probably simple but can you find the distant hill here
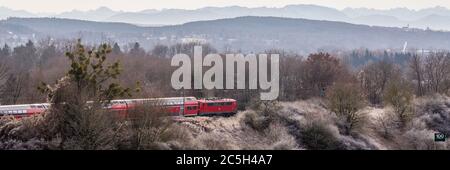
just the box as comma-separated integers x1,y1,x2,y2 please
105,5,348,26
55,7,119,21
152,16,450,52
4,17,146,35
2,16,450,53
4,5,450,30
0,6,35,19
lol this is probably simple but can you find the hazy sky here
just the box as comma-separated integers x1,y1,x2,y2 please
0,0,449,13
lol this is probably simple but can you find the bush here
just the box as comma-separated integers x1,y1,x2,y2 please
266,123,299,150
195,133,234,150
415,95,450,136
46,104,121,150
300,120,342,150
373,110,400,139
123,104,178,150
383,79,414,128
243,100,281,132
326,82,366,135
243,111,271,132
397,129,448,150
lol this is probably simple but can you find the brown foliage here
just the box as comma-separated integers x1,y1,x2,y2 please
326,81,366,135
301,53,346,98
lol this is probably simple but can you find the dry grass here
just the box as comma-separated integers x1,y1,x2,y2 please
1,95,450,150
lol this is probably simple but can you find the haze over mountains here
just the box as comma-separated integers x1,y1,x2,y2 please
2,4,450,53
2,5,450,30
2,16,450,54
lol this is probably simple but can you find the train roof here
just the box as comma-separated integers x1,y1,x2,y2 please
197,98,236,103
0,103,50,110
111,97,197,103
0,96,237,110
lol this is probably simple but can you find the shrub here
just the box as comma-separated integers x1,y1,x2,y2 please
243,100,281,132
415,95,450,136
243,111,271,132
383,79,414,128
195,133,234,150
397,129,448,150
124,104,177,150
373,110,400,139
300,120,342,150
326,82,366,135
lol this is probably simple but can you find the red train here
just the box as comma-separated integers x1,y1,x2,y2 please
0,97,238,118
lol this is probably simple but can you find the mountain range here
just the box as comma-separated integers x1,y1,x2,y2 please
2,5,450,30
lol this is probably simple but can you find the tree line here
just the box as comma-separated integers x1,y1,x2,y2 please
0,40,449,108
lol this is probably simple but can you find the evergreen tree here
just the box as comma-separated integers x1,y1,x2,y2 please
12,40,37,70
129,42,145,57
38,40,134,149
0,44,11,58
112,42,122,55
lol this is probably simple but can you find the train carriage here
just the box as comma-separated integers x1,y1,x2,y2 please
108,97,200,116
0,103,50,118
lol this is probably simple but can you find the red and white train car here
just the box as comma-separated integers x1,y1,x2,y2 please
0,97,238,118
0,103,50,118
108,97,201,116
108,97,238,117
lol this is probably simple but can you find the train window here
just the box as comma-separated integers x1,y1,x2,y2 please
225,102,232,106
207,103,222,106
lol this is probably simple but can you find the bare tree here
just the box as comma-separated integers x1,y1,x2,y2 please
326,81,366,135
1,72,28,104
0,62,7,83
151,44,169,58
301,53,345,97
409,54,424,96
423,53,450,94
383,78,414,129
359,60,398,105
